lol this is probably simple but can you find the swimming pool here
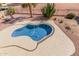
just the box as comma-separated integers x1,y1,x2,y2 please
12,23,54,42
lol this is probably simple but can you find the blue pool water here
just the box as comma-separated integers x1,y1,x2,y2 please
12,24,54,41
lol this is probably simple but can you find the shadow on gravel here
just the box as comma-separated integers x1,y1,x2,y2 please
75,16,79,24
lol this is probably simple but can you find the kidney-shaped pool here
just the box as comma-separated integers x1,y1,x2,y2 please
12,23,54,42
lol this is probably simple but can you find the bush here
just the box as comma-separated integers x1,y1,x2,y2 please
65,13,76,19
6,7,15,15
59,20,63,23
41,3,56,18
6,7,16,19
65,26,71,30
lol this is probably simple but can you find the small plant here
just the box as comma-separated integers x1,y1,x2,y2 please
65,13,76,19
41,3,56,18
59,20,63,23
6,7,15,19
65,26,71,30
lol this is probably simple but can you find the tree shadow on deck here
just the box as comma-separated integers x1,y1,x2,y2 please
2,16,31,24
32,16,49,21
16,13,41,15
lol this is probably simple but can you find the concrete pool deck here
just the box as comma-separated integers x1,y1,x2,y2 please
0,20,75,56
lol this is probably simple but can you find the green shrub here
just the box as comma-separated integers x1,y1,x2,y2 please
41,3,56,18
65,13,76,19
6,7,15,15
6,7,15,18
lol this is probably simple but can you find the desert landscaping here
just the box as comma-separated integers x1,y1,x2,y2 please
0,3,79,56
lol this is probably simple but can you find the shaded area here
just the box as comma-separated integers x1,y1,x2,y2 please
32,16,49,21
16,13,42,15
75,16,79,24
2,16,30,24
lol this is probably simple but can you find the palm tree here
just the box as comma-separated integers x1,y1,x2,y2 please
6,7,15,19
21,3,37,18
